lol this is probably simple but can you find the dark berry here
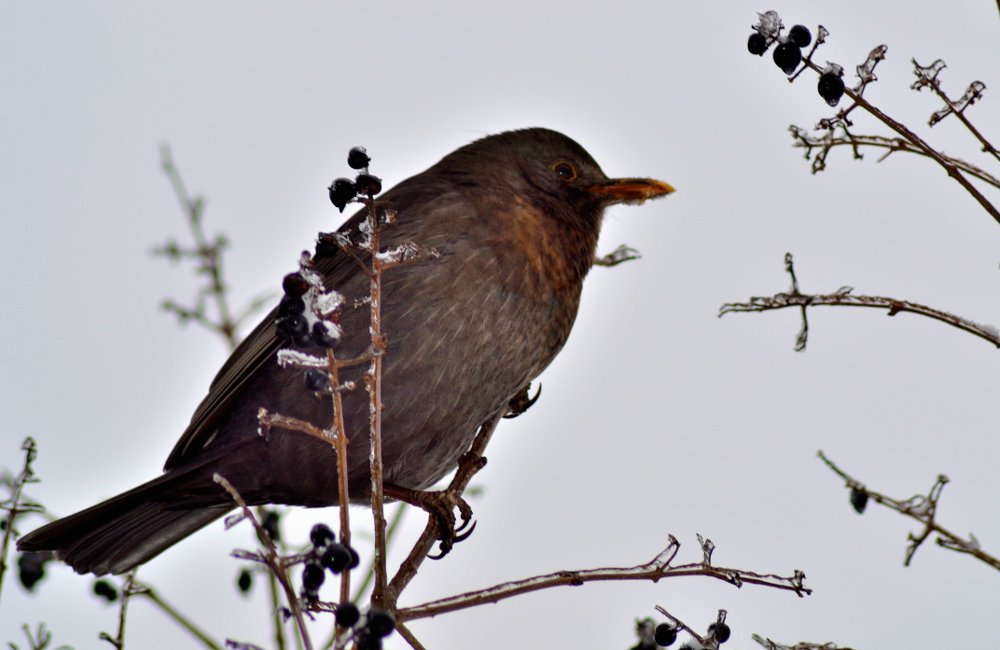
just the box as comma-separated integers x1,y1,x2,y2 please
312,320,341,348
304,368,329,392
237,568,253,593
347,545,360,570
773,42,802,75
278,294,306,317
328,178,357,212
850,486,869,513
276,314,308,342
366,608,396,638
260,509,281,543
93,579,119,602
321,543,352,573
18,552,47,591
348,146,371,170
709,622,731,644
654,623,677,646
788,24,812,48
747,32,767,56
354,173,382,197
282,272,310,298
818,71,846,106
309,523,335,547
302,562,325,591
335,601,361,627
355,634,382,650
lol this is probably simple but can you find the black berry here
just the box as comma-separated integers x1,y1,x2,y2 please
747,32,767,56
93,579,119,602
310,523,335,547
654,623,677,646
348,146,371,170
354,173,382,197
788,24,812,48
366,608,396,638
850,486,869,514
321,543,352,573
818,71,846,106
328,178,357,212
278,294,305,317
773,42,801,75
709,622,731,644
282,272,310,298
304,368,329,392
17,552,47,591
260,509,281,543
302,562,325,591
312,320,341,348
276,314,308,342
237,568,253,593
335,601,361,627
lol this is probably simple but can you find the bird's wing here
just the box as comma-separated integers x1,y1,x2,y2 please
162,210,369,470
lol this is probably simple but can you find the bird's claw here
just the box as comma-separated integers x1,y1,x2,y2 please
504,383,542,419
384,484,477,559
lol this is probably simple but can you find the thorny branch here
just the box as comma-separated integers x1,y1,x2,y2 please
718,253,1000,351
396,534,809,622
818,451,1000,571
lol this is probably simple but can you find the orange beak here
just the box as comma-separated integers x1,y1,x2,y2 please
585,178,676,206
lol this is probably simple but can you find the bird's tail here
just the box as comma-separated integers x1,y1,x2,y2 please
17,466,232,576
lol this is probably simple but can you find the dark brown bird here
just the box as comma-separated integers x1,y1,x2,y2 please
18,128,674,575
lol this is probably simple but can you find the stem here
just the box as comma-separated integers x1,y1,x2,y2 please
327,347,353,607
366,199,389,607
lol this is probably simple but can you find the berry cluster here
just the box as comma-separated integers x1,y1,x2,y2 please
334,603,396,650
299,523,360,603
93,579,118,603
275,266,343,351
328,146,383,212
746,10,845,107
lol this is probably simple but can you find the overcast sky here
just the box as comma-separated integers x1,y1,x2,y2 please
3,2,999,649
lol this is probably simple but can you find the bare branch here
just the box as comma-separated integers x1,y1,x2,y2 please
818,451,1000,571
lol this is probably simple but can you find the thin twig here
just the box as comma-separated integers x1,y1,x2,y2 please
0,437,42,602
719,254,1000,350
396,537,809,621
98,572,136,649
790,130,1000,189
363,198,389,608
214,474,314,650
818,451,1000,571
394,622,427,650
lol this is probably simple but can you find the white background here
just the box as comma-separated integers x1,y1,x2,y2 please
3,2,998,648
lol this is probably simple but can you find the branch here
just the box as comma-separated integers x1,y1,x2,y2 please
752,635,858,650
818,451,1000,571
789,129,1000,189
0,437,43,602
396,536,809,622
719,253,1000,350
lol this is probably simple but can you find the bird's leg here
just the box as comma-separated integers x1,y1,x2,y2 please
384,451,487,559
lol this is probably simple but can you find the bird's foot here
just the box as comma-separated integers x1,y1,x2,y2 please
503,383,542,419
384,483,477,559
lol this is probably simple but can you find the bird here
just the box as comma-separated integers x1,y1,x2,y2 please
18,127,674,575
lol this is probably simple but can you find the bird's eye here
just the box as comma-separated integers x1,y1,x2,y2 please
552,161,578,182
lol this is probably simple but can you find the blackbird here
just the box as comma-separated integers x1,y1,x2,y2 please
18,127,674,575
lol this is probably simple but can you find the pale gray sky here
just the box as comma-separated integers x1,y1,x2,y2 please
3,2,999,648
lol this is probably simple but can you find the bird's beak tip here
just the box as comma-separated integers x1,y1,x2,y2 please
586,178,676,206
